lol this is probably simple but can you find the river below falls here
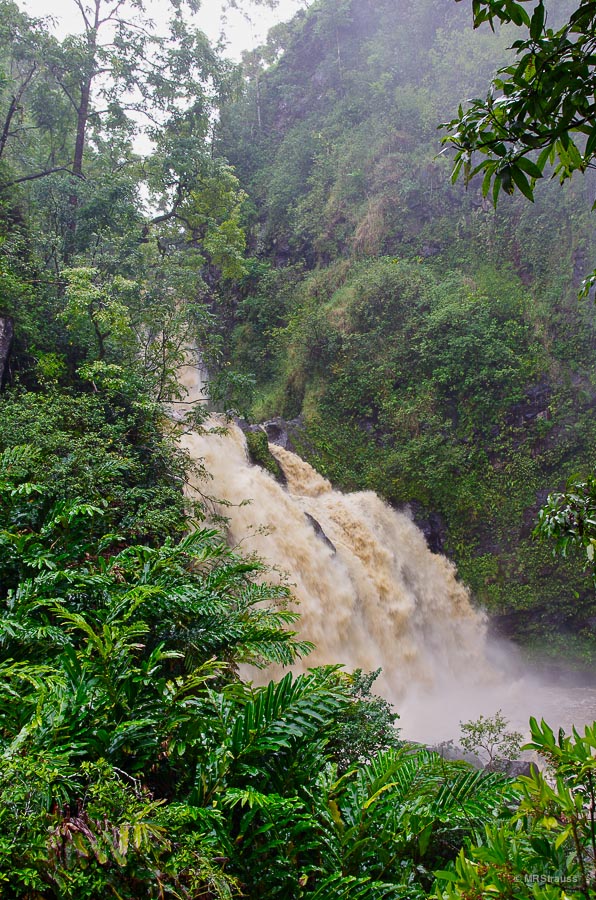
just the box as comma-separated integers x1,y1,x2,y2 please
396,674,596,745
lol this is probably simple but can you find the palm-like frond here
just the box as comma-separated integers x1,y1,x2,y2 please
228,670,345,763
309,872,406,899
327,746,513,885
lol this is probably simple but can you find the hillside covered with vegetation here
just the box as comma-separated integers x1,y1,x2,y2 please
217,0,596,658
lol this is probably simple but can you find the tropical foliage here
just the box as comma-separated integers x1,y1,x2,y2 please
0,452,521,898
445,0,596,584
436,719,596,900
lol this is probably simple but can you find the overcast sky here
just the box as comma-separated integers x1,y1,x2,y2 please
17,0,303,58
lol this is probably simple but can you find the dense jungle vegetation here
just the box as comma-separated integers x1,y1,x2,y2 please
218,0,596,659
3,0,596,895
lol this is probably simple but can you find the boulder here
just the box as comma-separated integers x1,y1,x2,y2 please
262,416,304,452
240,425,287,485
491,759,533,777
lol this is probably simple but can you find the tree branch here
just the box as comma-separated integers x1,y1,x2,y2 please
2,166,79,187
150,210,188,226
0,63,37,160
72,0,92,31
98,0,128,27
53,74,80,113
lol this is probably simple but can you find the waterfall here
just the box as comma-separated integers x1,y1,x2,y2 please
175,367,596,742
172,355,209,419
180,421,514,739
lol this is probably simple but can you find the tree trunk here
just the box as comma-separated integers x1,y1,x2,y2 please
0,96,19,160
255,70,262,132
0,315,14,389
0,65,36,160
72,75,92,178
66,73,92,261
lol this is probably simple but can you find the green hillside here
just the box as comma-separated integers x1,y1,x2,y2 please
218,0,596,657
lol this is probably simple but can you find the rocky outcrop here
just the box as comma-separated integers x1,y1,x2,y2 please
496,759,533,777
430,742,482,769
304,512,336,554
236,422,288,484
261,416,304,453
0,315,14,389
430,742,534,777
505,380,552,430
407,501,446,555
237,419,337,552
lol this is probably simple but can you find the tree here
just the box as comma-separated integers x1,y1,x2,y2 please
0,3,45,163
444,1,596,209
0,0,240,261
326,668,401,774
459,710,523,770
40,0,221,181
0,2,75,187
0,0,250,406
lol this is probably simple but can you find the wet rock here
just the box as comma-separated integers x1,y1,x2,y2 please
429,744,533,777
262,416,304,453
505,380,552,429
407,501,446,554
235,418,266,439
487,759,533,777
242,427,287,485
304,512,336,554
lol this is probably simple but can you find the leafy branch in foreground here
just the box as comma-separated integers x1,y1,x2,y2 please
444,1,596,205
534,473,596,574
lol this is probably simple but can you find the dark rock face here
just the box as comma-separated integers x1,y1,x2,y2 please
495,759,533,777
505,380,552,430
304,512,336,554
235,416,303,452
236,423,288,485
262,416,303,452
236,417,309,483
0,316,14,389
407,501,446,554
235,419,267,441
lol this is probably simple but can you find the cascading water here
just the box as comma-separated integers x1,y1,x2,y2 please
174,356,209,414
176,364,596,742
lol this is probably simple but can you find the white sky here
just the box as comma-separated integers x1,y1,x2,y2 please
17,0,303,59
